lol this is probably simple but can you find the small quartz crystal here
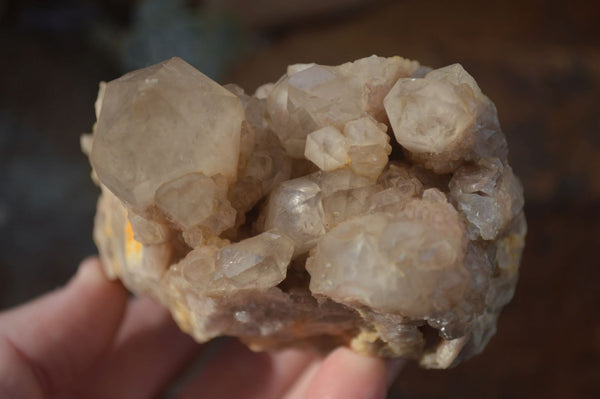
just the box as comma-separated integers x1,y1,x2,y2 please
83,56,525,368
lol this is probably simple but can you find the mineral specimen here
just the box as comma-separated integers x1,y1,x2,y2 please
83,56,526,368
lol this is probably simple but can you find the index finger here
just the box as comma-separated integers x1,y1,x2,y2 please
0,258,128,397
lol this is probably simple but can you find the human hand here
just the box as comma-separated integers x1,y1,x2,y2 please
0,258,403,399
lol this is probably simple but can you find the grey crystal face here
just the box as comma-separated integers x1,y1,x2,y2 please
84,55,525,369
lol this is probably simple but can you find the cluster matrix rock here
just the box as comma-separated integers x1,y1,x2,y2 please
82,56,525,368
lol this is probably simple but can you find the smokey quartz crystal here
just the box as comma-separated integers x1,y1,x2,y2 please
82,56,525,368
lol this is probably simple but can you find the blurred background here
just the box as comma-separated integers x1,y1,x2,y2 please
0,0,598,397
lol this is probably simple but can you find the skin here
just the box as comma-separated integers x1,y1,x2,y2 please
0,258,403,399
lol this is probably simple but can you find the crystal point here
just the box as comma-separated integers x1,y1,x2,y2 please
90,57,244,210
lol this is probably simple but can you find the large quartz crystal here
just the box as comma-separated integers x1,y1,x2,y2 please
83,56,525,368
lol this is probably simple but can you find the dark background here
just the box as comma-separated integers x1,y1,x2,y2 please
1,0,598,397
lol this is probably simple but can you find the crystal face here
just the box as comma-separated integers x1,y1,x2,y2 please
90,57,244,210
83,56,526,369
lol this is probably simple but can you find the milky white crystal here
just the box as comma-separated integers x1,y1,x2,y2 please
268,55,418,158
384,64,507,173
176,229,294,294
84,56,526,369
304,126,349,171
307,190,468,318
263,177,326,257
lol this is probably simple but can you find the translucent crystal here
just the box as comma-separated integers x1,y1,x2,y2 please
176,230,294,294
263,177,326,256
449,158,524,240
227,87,293,217
268,55,418,157
307,190,468,318
155,173,232,231
321,185,380,230
85,55,526,369
90,57,244,210
384,64,506,173
304,126,349,171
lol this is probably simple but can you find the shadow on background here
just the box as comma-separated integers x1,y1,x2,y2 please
0,0,598,397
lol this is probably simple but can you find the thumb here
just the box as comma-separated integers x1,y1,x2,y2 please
0,257,128,398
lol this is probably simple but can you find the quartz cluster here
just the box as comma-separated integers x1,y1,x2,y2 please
83,56,525,368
